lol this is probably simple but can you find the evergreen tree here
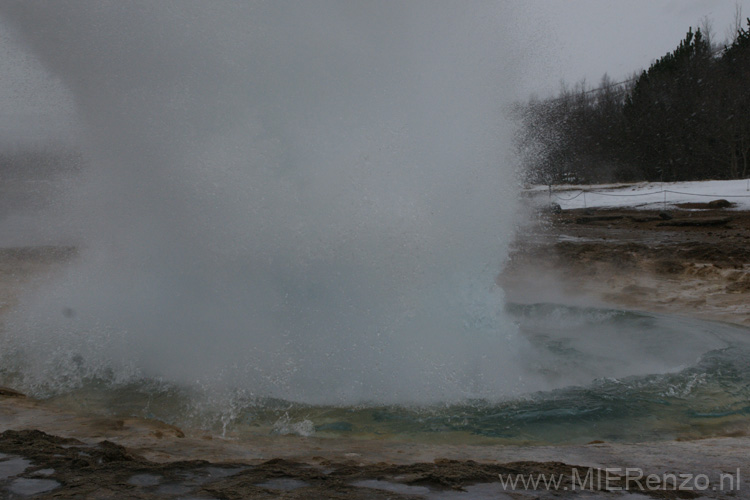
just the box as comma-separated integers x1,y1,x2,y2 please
715,19,750,178
623,28,713,181
513,21,750,184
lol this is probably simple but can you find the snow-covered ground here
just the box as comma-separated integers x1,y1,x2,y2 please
525,179,750,211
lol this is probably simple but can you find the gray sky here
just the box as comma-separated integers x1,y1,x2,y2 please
0,0,748,141
521,0,750,97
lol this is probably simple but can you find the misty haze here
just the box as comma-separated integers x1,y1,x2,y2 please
0,2,750,499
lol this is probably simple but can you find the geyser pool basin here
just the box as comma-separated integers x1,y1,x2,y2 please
1,3,748,448
9,303,750,446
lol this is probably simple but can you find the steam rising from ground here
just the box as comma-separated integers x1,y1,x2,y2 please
0,2,528,404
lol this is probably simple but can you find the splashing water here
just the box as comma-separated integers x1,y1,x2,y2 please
2,3,749,445
0,2,533,406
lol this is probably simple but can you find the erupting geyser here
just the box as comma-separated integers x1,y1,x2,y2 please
0,2,530,406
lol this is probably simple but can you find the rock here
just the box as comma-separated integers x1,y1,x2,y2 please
97,440,142,462
0,387,26,398
575,215,624,224
657,217,732,227
629,215,661,223
658,211,673,220
653,260,686,275
726,281,750,293
539,202,562,214
708,199,731,208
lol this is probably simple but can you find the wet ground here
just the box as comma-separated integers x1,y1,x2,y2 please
502,205,750,326
0,428,721,499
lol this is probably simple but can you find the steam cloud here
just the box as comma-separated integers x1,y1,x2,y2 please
0,1,530,404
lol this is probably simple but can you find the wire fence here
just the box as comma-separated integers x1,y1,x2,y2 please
545,184,750,208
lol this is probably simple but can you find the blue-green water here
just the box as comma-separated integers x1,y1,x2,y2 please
11,303,750,445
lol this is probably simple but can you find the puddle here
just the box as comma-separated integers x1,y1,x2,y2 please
256,477,309,491
352,479,431,496
127,473,162,486
200,466,245,479
31,469,55,477
351,480,524,499
557,235,603,243
0,457,31,480
180,466,245,485
156,482,194,495
429,482,516,499
8,478,60,496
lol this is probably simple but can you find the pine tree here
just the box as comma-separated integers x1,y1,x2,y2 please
623,27,714,181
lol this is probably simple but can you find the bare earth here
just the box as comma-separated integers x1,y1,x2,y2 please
2,207,750,498
501,205,750,326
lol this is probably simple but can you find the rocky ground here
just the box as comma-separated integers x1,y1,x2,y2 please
1,405,743,499
0,426,643,499
501,203,750,326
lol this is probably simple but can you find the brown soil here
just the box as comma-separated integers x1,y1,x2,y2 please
501,206,750,326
